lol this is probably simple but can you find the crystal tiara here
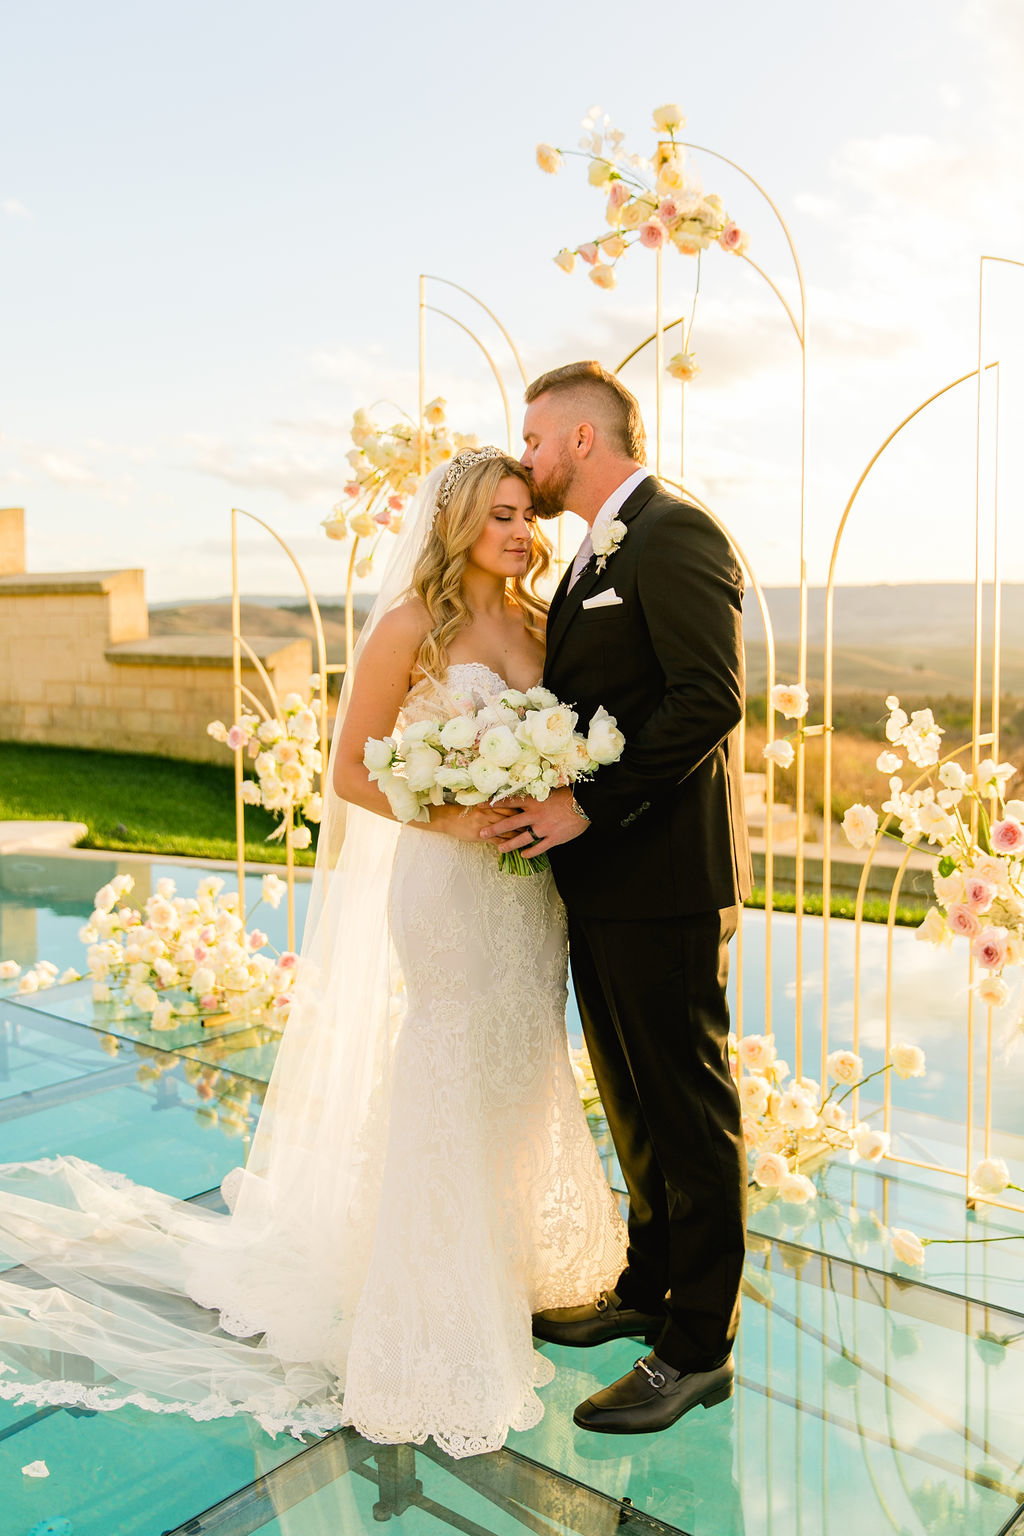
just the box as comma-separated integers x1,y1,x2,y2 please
436,445,505,509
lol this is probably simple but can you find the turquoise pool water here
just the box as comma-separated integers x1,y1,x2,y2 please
0,850,1022,1536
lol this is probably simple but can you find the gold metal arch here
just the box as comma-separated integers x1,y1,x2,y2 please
422,304,514,451
421,275,529,387
661,477,778,1040
614,138,813,1070
231,506,330,951
820,366,991,1093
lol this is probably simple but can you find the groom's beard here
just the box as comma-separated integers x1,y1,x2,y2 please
528,448,576,521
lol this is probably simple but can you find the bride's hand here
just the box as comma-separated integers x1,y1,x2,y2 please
427,802,516,842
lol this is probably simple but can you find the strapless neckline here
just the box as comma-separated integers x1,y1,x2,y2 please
444,662,543,697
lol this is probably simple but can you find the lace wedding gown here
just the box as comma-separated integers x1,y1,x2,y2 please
0,663,626,1458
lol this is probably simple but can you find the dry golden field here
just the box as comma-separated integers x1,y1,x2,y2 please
744,693,1024,822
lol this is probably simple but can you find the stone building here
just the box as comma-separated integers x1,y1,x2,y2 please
0,508,312,764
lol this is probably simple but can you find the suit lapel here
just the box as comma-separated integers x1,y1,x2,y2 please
544,476,661,674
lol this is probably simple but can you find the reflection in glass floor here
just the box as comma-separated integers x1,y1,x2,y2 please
1,852,1023,1535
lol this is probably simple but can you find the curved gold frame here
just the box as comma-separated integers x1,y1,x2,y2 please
231,507,330,953
614,139,812,1066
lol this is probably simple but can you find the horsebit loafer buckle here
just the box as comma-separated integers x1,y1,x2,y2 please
594,1292,610,1313
634,1357,667,1390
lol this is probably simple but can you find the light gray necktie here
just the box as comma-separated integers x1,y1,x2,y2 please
568,531,593,591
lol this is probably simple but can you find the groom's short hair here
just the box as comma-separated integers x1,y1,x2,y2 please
525,361,647,465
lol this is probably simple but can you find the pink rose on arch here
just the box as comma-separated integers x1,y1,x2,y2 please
964,875,996,912
607,181,631,210
193,944,210,963
277,951,299,970
199,992,218,1011
247,930,269,951
639,219,667,250
947,902,981,938
578,242,599,265
374,509,391,526
972,925,1009,971
657,197,681,223
388,495,405,512
719,221,749,254
226,724,246,752
990,817,1024,855
344,482,361,497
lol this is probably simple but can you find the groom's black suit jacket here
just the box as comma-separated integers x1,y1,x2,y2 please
543,476,752,918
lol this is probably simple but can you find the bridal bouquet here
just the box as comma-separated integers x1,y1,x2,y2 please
363,686,625,875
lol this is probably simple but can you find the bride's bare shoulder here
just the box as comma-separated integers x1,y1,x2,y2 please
367,598,431,650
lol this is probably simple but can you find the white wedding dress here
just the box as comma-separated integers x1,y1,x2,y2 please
0,663,626,1458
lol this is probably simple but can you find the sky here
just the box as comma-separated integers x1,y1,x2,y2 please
3,0,1024,610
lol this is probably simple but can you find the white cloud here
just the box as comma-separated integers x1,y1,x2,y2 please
2,198,30,219
186,435,344,504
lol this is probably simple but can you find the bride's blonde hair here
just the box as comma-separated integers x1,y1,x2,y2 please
409,454,551,679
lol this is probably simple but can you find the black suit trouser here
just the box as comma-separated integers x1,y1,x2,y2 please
567,907,746,1373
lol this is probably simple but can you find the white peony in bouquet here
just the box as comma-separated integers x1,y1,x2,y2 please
363,685,625,875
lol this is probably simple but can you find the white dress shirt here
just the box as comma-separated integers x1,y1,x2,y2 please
567,466,649,589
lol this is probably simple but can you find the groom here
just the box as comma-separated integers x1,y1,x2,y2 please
484,360,751,1435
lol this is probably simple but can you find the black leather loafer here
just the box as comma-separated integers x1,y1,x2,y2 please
573,1353,734,1434
532,1289,666,1348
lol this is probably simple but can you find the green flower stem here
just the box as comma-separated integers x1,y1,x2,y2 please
922,1234,1024,1248
834,1063,892,1110
498,850,551,877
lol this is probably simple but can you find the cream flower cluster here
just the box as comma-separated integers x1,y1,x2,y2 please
364,687,625,873
0,873,297,1031
845,696,1024,1014
322,400,480,576
209,683,323,852
537,103,749,380
732,1034,927,1207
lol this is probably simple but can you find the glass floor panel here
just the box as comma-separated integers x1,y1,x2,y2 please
2,855,1023,1536
0,1004,130,1101
0,1038,256,1198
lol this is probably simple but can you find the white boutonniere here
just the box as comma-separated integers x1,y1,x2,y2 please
591,514,627,573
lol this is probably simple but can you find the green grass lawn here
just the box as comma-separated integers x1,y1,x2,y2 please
0,743,929,925
0,742,316,866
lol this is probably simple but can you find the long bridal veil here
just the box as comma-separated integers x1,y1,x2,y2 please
0,467,453,1436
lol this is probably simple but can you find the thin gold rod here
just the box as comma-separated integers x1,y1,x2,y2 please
422,274,529,386
614,313,689,374
663,478,777,1034
823,367,987,1100
231,508,246,910
737,252,802,342
676,139,807,333
233,506,329,945
883,847,916,1138
423,305,514,452
418,275,427,478
679,318,687,482
969,258,986,1195
655,246,664,477
236,638,281,722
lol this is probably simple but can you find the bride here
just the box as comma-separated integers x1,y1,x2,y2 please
0,447,625,1459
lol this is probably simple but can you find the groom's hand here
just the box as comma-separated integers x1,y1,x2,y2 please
479,788,590,858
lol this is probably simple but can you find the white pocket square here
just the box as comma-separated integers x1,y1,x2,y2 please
582,588,623,609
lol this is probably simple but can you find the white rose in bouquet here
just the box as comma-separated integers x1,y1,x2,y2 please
469,758,509,796
434,765,474,792
527,705,578,755
363,737,397,776
526,686,559,709
439,714,478,750
479,725,523,769
405,744,444,793
383,777,430,823
587,707,625,765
